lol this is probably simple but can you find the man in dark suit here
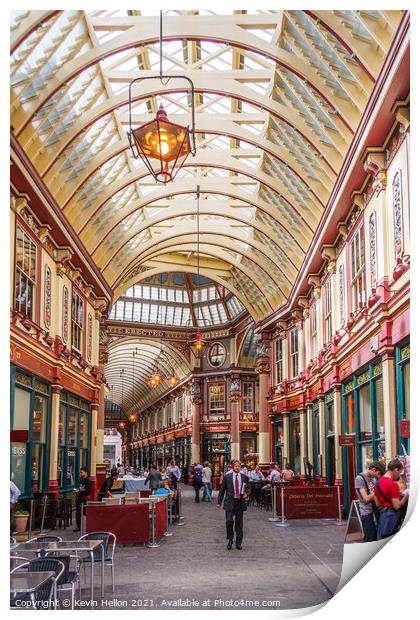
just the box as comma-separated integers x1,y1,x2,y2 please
217,460,248,550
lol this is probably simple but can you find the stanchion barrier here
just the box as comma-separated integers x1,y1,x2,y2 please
163,495,173,537
268,484,281,522
27,500,35,540
275,486,289,527
146,498,161,548
334,486,345,526
174,489,184,526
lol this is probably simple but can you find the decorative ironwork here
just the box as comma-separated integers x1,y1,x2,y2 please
373,363,382,376
369,211,377,289
401,344,410,360
339,264,345,325
357,371,370,385
344,381,354,394
393,169,403,258
325,392,334,403
44,265,51,329
62,285,69,343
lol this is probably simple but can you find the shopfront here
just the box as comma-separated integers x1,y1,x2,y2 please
289,413,301,474
341,360,385,514
273,415,284,466
324,392,336,486
58,391,91,491
312,403,321,476
203,432,230,476
11,366,51,498
396,340,410,454
240,431,256,462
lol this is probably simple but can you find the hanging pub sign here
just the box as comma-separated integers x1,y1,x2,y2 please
339,435,356,447
400,419,410,438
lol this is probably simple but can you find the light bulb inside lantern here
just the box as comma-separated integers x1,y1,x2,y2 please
157,135,170,156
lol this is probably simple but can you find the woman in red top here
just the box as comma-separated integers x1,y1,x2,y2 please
374,458,409,538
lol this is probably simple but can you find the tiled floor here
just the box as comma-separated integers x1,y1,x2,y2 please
14,485,345,611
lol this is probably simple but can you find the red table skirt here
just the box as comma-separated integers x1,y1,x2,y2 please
154,498,167,541
86,504,150,544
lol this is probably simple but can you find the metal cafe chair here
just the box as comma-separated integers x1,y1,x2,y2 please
11,557,65,609
28,535,63,544
103,497,122,505
124,492,139,504
77,532,116,593
44,551,80,610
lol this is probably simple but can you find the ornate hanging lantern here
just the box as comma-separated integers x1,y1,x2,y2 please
126,11,196,183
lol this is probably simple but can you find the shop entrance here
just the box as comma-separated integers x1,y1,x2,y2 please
203,433,230,477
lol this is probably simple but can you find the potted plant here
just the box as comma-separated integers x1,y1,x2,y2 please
14,509,30,533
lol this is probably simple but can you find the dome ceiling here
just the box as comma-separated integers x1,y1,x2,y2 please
11,9,403,322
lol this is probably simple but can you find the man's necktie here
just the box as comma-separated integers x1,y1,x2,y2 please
235,474,240,498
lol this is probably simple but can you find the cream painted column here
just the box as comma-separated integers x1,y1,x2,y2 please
256,362,270,464
283,414,290,467
47,385,62,496
299,408,307,475
318,398,326,477
333,388,343,480
382,355,398,460
190,380,202,463
90,404,98,478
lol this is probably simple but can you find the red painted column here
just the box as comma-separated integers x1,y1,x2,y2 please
256,362,270,465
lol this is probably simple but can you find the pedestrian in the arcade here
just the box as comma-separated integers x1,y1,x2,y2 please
74,467,92,532
354,460,385,542
217,460,249,550
192,462,203,503
374,458,409,539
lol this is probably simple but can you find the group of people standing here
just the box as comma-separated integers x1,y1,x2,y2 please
355,457,409,541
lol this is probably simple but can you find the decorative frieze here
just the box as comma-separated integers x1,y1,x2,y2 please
392,169,404,259
44,265,51,329
369,211,378,289
339,264,345,325
62,285,69,343
87,314,93,362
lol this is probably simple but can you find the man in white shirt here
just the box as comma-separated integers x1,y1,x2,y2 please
202,461,213,502
217,460,249,550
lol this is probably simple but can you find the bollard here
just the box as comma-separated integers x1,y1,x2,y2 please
146,498,161,547
174,489,185,526
275,486,289,527
268,484,281,522
163,495,173,537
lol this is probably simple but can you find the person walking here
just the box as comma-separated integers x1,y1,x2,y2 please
354,461,385,542
117,462,125,477
74,467,92,532
202,461,213,502
192,463,203,503
145,464,162,491
182,463,190,485
374,458,409,539
217,460,249,550
166,460,181,490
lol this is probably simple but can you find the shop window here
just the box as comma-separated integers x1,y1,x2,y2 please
290,416,301,474
290,328,299,378
71,289,84,352
243,382,253,414
324,279,332,344
350,225,366,311
15,226,37,319
359,384,372,438
208,342,226,367
396,342,410,453
209,384,225,413
275,338,283,383
59,392,91,490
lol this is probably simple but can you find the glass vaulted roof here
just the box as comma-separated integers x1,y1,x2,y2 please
108,272,245,327
11,10,402,322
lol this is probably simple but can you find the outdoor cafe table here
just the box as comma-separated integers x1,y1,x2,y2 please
10,540,104,601
10,571,54,609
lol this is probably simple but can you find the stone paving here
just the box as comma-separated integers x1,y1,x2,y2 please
18,485,346,611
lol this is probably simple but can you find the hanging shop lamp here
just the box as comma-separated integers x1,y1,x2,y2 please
126,11,196,183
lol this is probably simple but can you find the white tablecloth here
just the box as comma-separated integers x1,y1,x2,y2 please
123,478,149,492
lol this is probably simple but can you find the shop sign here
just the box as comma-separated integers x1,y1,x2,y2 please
11,443,27,455
287,396,301,409
11,430,29,443
400,419,410,438
339,435,356,447
277,486,339,519
241,424,256,431
206,425,229,432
